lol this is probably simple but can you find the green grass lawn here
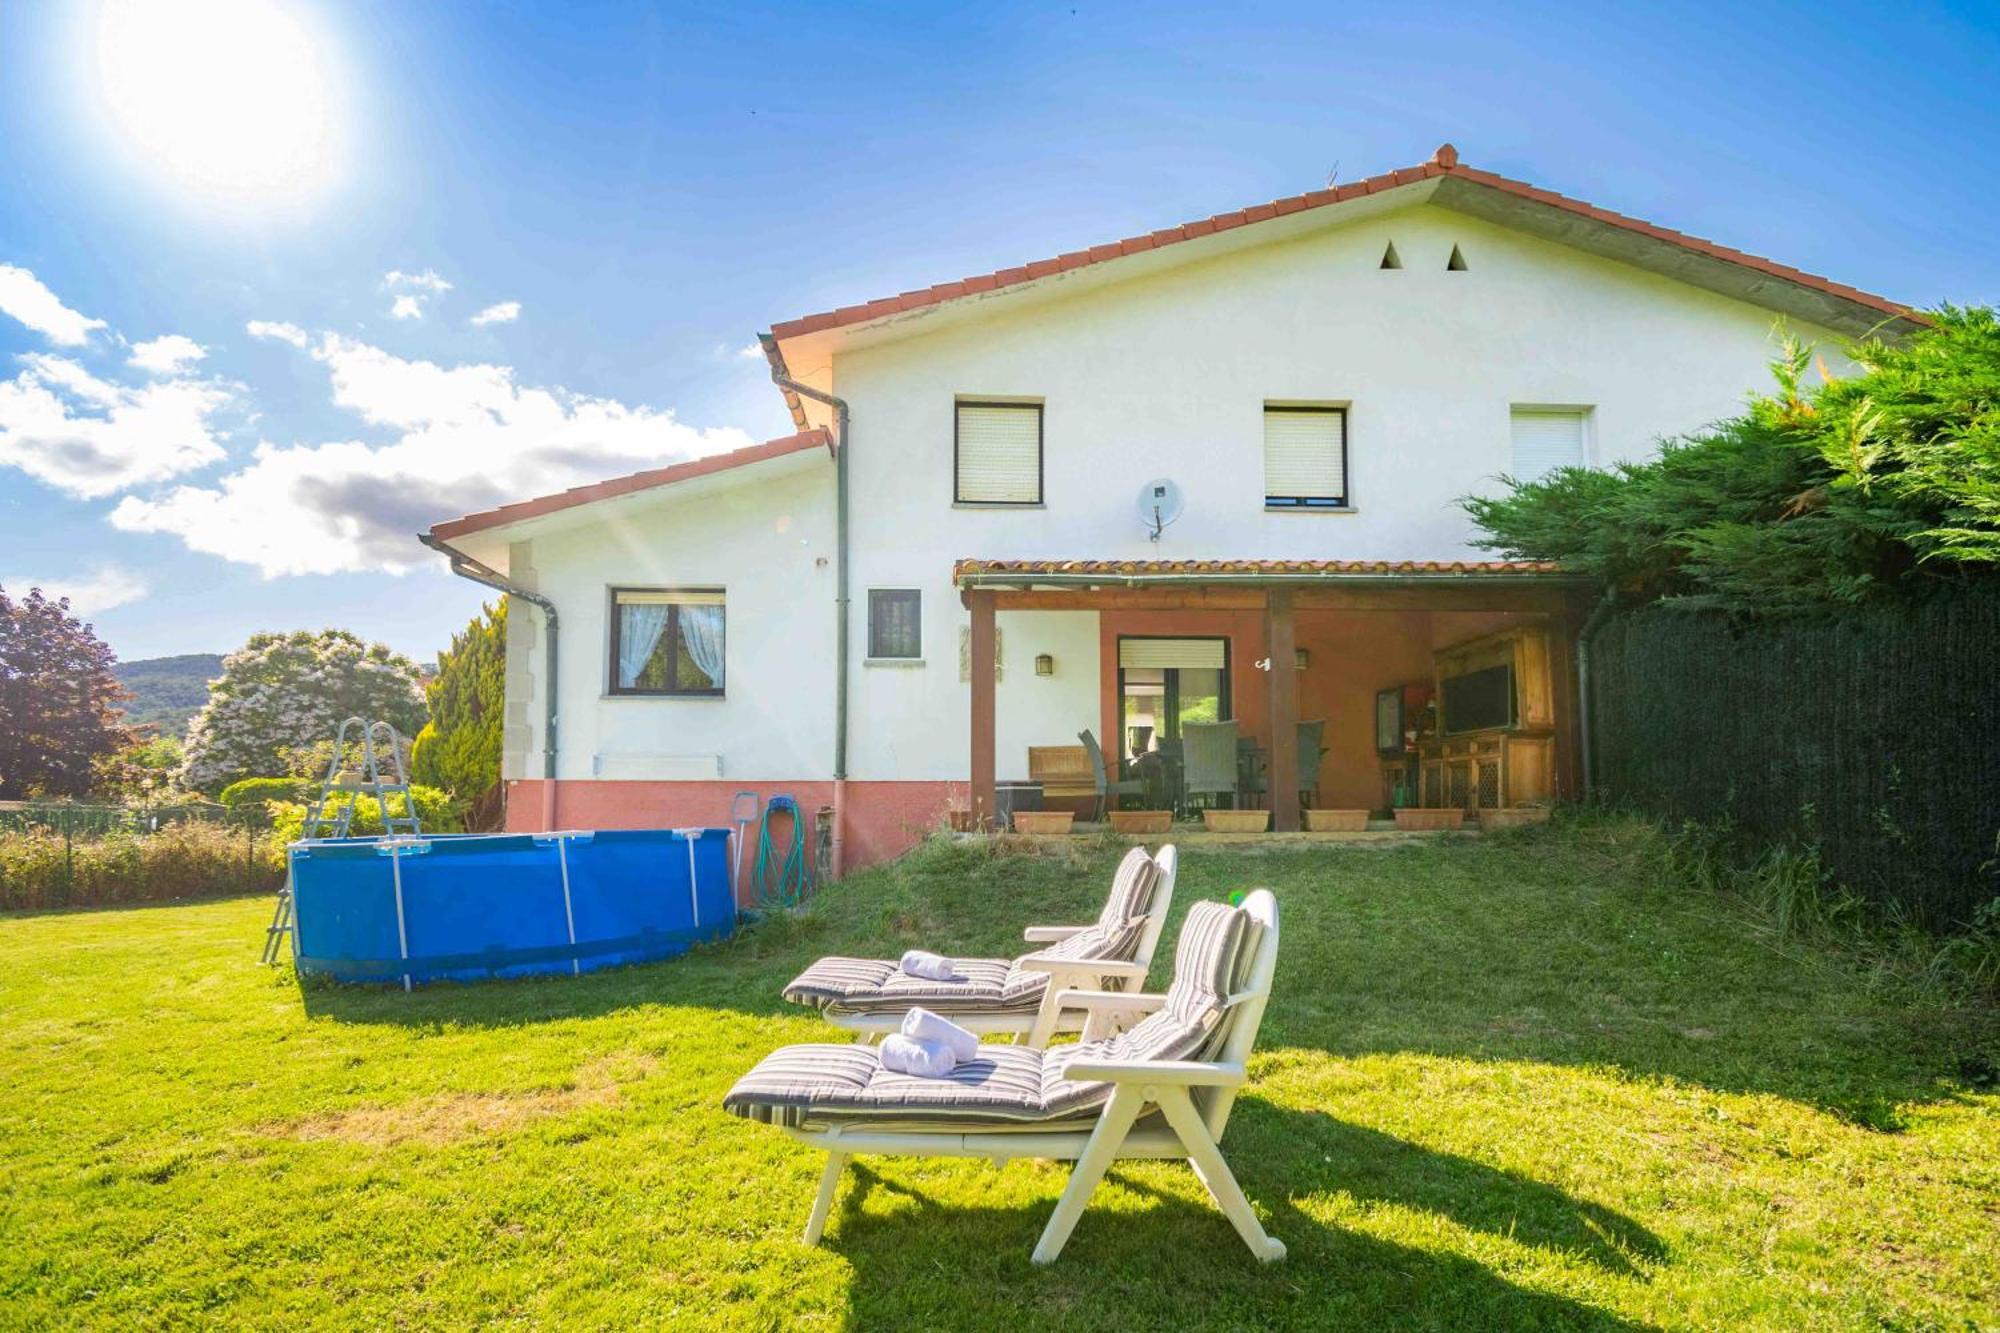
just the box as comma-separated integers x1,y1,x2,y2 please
3,821,1995,1329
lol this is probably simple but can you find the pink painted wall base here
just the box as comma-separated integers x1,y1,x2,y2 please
502,779,966,900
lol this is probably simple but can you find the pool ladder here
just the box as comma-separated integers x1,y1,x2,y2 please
262,718,424,964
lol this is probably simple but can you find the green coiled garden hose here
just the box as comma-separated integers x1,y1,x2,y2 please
752,794,813,907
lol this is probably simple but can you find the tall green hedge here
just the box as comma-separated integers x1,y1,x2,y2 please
1588,583,2000,928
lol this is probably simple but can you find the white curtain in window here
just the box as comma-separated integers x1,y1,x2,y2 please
617,604,670,688
679,604,726,688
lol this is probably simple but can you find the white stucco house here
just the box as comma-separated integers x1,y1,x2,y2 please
423,144,1917,874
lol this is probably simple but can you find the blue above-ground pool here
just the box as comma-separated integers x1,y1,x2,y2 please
288,828,734,987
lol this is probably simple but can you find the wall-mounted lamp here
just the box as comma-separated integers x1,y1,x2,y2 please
1295,648,1310,670
1034,653,1054,676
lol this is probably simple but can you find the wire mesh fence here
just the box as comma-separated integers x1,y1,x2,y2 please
1588,582,2000,929
0,802,280,911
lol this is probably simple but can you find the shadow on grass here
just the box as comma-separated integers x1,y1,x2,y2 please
822,1107,1659,1330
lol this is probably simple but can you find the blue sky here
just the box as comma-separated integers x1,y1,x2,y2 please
2,0,1995,665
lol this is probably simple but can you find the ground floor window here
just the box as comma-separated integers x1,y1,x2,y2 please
1116,636,1230,763
867,588,922,660
609,588,725,695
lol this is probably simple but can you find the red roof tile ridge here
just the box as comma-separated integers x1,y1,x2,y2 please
768,144,1912,342
429,428,829,540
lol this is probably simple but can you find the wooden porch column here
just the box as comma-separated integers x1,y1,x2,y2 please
1548,610,1583,800
968,588,998,831
1265,588,1300,833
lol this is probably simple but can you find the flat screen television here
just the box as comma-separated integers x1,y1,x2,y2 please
1442,664,1515,734
1374,687,1404,755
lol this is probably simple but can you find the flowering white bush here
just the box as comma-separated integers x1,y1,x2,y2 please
178,630,428,795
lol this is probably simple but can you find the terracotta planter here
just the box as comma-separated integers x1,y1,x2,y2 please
944,807,975,833
1011,810,1075,835
1202,809,1271,833
1303,808,1370,833
1393,808,1465,832
1478,806,1551,831
1107,810,1172,835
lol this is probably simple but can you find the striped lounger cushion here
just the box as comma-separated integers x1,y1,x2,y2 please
727,898,1254,1131
780,847,1163,1018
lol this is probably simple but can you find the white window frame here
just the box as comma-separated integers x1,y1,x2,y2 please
1509,405,1594,483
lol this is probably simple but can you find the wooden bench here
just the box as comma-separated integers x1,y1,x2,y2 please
1027,745,1095,808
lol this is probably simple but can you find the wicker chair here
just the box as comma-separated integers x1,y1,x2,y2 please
1181,720,1240,811
1079,729,1147,821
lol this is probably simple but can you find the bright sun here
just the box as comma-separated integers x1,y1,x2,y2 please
93,0,344,206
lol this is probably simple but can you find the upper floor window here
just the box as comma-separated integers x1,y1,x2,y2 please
1510,407,1590,483
609,588,725,696
1263,405,1348,509
955,401,1042,505
867,589,922,661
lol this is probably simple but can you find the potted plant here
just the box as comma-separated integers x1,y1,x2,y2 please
1202,808,1271,833
1107,806,1172,835
1303,808,1370,832
1393,807,1466,831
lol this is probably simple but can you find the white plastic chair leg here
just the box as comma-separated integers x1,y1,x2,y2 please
1031,1086,1143,1264
1156,1089,1285,1262
804,1152,848,1245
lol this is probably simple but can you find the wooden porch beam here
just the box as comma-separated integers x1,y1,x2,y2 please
977,584,1589,614
1265,588,1300,833
968,588,998,831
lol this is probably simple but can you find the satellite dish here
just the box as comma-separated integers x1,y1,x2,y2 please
1137,478,1185,543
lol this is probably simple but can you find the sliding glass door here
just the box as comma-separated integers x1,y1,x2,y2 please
1117,636,1231,764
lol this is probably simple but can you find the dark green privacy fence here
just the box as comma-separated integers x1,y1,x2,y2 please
1587,583,2000,929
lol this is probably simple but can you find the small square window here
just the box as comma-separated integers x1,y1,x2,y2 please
1510,407,1590,482
868,589,922,660
955,401,1042,504
1264,406,1347,508
609,589,725,696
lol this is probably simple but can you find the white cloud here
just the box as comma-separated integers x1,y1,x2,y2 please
111,334,755,576
128,334,207,375
2,563,148,614
388,294,424,320
0,264,108,346
737,342,765,360
384,269,452,294
0,353,231,498
246,319,309,347
470,301,521,326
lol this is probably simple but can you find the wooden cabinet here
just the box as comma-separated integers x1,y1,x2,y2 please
1417,626,1557,811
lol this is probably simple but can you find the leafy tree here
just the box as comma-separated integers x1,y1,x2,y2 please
178,629,427,795
93,733,187,803
411,600,507,829
0,586,133,799
1464,307,2000,613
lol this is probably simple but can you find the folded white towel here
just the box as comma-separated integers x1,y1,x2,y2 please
899,949,959,981
900,1006,979,1064
879,1034,958,1079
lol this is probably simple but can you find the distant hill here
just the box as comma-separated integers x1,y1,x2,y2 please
113,653,224,738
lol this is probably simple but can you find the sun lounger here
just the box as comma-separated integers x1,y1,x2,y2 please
725,889,1285,1264
780,845,1177,1039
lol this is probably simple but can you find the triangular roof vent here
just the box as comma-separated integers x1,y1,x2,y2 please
1379,242,1403,270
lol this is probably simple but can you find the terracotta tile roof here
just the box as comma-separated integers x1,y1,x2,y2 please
768,143,1915,343
428,428,830,540
953,558,1573,584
